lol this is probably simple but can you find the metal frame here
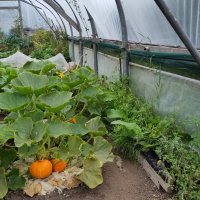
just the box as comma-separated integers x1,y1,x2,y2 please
28,0,57,38
85,7,98,73
65,0,83,66
154,0,200,67
115,0,129,77
35,0,63,34
0,0,23,36
17,0,24,36
69,24,75,61
43,0,79,31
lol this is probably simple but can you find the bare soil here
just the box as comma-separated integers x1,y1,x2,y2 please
8,159,171,200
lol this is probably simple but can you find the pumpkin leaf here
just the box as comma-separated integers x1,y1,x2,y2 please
13,117,45,147
111,120,143,138
0,148,17,168
107,109,126,119
7,168,26,191
67,136,84,157
11,72,49,95
31,121,46,143
23,60,55,74
79,156,103,189
47,120,70,138
18,144,39,158
0,167,8,199
24,111,44,122
93,136,114,166
47,120,88,138
0,124,14,145
13,117,33,147
80,143,93,157
85,116,107,136
37,91,72,112
81,86,103,99
0,92,30,111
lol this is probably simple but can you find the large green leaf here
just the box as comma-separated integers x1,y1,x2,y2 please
13,117,33,147
37,91,72,112
11,72,49,95
18,144,39,158
111,120,143,137
13,117,45,147
47,120,88,138
93,136,114,166
85,116,107,136
107,109,126,119
67,136,84,157
23,60,55,74
31,121,46,142
24,111,44,122
81,86,103,99
0,124,14,145
7,168,26,191
47,120,70,138
0,92,30,111
0,148,17,168
0,167,8,199
79,156,103,189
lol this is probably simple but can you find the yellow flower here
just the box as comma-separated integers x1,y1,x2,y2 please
58,72,65,79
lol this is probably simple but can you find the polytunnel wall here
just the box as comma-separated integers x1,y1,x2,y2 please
1,0,200,134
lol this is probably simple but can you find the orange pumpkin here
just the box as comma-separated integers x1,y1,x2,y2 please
29,160,52,179
51,159,67,172
68,117,77,124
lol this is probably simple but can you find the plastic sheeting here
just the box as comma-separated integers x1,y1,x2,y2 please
129,62,200,134
0,51,68,69
0,1,18,34
122,0,200,48
1,0,200,47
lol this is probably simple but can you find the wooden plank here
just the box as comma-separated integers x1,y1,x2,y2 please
138,154,173,193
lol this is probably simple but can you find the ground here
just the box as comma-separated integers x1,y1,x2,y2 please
8,158,171,200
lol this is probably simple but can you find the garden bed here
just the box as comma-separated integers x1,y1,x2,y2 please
7,159,170,200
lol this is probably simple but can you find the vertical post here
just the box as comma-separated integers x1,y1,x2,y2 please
154,0,200,67
18,0,24,37
65,1,83,66
115,0,129,77
70,24,75,61
85,7,98,74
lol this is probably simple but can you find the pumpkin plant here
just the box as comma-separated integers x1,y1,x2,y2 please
0,61,114,198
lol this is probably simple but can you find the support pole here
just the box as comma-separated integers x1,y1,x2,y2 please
154,0,200,67
65,0,83,66
70,25,75,61
85,7,98,74
115,0,129,77
18,0,24,37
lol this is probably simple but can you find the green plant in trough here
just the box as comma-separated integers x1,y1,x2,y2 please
103,80,200,200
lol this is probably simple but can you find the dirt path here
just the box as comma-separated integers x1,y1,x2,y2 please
8,158,171,200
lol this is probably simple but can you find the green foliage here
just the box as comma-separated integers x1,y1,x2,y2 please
104,80,200,200
0,148,25,198
30,30,70,61
0,62,113,197
0,29,69,61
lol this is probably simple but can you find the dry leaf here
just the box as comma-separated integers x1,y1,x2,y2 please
63,177,81,189
24,181,42,197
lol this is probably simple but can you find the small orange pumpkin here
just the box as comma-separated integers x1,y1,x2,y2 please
51,159,67,172
68,117,77,124
29,160,52,179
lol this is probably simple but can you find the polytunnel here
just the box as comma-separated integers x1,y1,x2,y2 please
0,1,200,200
